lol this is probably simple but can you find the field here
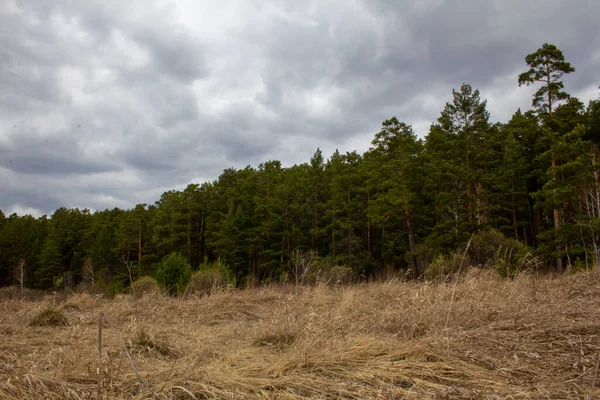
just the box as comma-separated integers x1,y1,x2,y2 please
1,269,600,399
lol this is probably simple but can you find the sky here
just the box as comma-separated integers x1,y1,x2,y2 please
1,0,599,217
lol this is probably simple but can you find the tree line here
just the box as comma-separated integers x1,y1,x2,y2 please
1,43,599,290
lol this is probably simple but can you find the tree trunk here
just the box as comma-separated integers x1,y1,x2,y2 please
466,138,472,225
312,187,318,251
199,211,205,264
187,215,191,261
138,219,142,268
512,180,519,240
553,206,562,272
533,204,542,246
404,202,417,278
367,192,371,253
546,66,552,116
332,213,336,258
552,157,563,273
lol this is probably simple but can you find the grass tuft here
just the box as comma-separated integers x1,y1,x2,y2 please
131,276,161,298
128,328,179,358
254,330,298,350
29,306,69,327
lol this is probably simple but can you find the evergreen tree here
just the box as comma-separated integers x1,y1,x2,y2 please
424,84,491,253
519,43,576,271
518,43,575,116
366,118,423,276
497,110,540,244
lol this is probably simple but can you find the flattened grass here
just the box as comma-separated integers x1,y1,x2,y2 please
1,269,600,399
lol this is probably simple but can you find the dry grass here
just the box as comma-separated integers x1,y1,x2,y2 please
1,269,600,399
28,306,69,327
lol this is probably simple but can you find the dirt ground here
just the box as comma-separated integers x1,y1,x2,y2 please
1,269,600,399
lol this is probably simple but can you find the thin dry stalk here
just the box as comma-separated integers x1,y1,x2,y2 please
100,312,160,400
97,312,102,400
445,233,474,355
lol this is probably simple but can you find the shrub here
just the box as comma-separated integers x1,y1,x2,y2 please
470,229,529,265
131,276,161,298
106,278,125,299
470,229,511,266
306,258,356,285
155,253,192,295
424,252,469,282
495,249,542,279
29,306,69,327
184,269,223,296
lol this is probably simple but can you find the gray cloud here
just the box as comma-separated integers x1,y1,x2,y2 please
1,0,599,216
3,132,117,175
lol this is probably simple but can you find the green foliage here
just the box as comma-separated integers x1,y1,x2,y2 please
305,258,356,285
470,229,523,267
424,252,469,282
36,235,64,290
365,118,423,274
518,43,575,115
495,250,542,279
424,84,494,253
107,278,126,298
155,253,192,295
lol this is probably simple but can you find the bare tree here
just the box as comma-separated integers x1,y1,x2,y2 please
82,258,95,286
288,249,316,294
120,252,135,288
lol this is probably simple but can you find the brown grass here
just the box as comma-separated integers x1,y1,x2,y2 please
1,269,600,399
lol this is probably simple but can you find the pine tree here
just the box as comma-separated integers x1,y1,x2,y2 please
497,110,540,244
366,118,423,276
518,43,575,116
519,43,576,271
424,84,491,253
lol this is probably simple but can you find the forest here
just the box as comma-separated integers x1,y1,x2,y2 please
1,43,599,292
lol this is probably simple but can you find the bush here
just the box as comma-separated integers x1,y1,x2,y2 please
29,306,69,327
468,228,539,278
470,229,510,266
424,252,469,282
155,253,192,295
305,258,356,285
131,276,161,298
470,229,529,267
495,249,541,279
184,269,223,296
106,278,125,299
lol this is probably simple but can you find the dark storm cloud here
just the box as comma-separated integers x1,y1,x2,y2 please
1,0,599,216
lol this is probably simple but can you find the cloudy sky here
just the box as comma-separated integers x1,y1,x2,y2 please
1,0,599,216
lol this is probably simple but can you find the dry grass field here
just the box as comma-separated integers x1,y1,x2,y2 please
1,269,600,399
